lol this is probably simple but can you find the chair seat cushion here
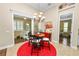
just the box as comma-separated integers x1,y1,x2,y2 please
32,40,41,43
43,38,49,41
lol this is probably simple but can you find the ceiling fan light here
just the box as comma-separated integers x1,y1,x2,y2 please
34,13,37,16
33,16,36,18
24,17,27,20
39,12,43,15
38,15,42,17
26,23,29,25
42,16,45,19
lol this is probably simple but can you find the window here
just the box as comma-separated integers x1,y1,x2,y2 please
14,20,23,31
63,22,68,32
60,13,72,20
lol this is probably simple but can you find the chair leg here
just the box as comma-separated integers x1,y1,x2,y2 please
37,48,39,56
31,44,41,56
48,41,50,50
41,41,44,49
31,45,33,55
28,40,30,46
28,40,32,46
31,47,33,56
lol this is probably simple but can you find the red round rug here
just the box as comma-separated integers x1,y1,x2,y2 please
17,41,57,56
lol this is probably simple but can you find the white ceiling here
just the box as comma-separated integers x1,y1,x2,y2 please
27,3,57,12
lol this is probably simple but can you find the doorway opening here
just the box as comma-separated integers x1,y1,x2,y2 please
59,13,72,47
13,14,32,44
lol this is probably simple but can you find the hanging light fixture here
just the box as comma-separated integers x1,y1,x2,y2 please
33,12,45,22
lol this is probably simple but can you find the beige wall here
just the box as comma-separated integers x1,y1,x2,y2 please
44,4,79,49
44,5,59,43
0,3,38,50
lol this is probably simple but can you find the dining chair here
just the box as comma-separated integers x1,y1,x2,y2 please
31,37,41,56
28,35,34,46
41,32,51,50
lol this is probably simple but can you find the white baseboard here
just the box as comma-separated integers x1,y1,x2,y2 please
0,44,14,50
71,46,77,50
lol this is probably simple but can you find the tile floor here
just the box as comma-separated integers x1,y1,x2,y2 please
6,41,79,56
